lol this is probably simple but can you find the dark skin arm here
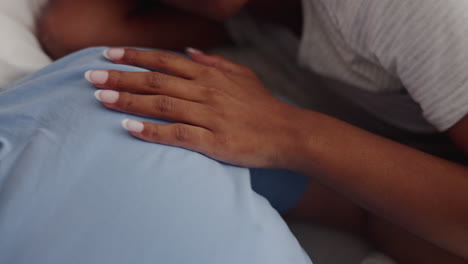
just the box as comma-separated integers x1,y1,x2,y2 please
85,48,468,262
37,0,228,59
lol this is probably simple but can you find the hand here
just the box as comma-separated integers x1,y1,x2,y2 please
85,48,306,168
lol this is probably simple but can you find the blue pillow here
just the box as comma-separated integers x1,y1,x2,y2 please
0,47,311,264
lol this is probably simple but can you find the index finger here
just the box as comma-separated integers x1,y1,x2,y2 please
103,48,203,80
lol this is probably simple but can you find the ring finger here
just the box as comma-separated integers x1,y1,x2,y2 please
95,90,214,128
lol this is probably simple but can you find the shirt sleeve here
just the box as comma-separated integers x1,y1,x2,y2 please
327,0,468,131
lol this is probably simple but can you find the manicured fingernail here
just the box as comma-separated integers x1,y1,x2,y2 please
85,70,109,84
94,90,119,103
122,119,144,133
186,47,204,55
103,48,125,60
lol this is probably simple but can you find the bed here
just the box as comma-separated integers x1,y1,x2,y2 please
0,1,395,263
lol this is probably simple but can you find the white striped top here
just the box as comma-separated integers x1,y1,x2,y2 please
299,0,468,132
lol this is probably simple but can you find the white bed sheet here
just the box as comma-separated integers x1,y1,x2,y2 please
0,0,51,90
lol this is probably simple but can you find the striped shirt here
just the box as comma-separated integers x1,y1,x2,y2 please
299,0,468,132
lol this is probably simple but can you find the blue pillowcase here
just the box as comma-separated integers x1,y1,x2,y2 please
0,47,311,264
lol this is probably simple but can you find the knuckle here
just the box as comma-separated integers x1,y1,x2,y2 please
117,93,134,109
206,56,223,66
151,51,173,67
123,50,138,65
200,67,218,79
107,70,122,88
148,124,160,140
174,125,191,142
201,87,219,101
211,61,224,70
146,73,166,90
153,96,174,113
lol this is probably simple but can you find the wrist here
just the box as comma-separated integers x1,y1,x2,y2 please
271,105,320,172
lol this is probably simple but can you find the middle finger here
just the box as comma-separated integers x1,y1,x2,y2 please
86,70,205,102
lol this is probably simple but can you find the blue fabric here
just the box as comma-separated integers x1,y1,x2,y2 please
0,47,311,264
250,168,309,213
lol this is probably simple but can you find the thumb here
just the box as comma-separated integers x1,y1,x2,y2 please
186,47,255,76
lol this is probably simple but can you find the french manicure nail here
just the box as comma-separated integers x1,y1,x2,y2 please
94,90,119,103
103,48,125,60
85,70,109,84
186,47,204,55
122,119,144,133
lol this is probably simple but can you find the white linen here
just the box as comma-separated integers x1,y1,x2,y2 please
0,0,51,90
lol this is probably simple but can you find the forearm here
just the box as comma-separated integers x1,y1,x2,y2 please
116,8,227,53
38,0,227,59
286,109,468,259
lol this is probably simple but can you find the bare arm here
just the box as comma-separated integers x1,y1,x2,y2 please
289,110,468,259
84,49,468,260
37,0,227,59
